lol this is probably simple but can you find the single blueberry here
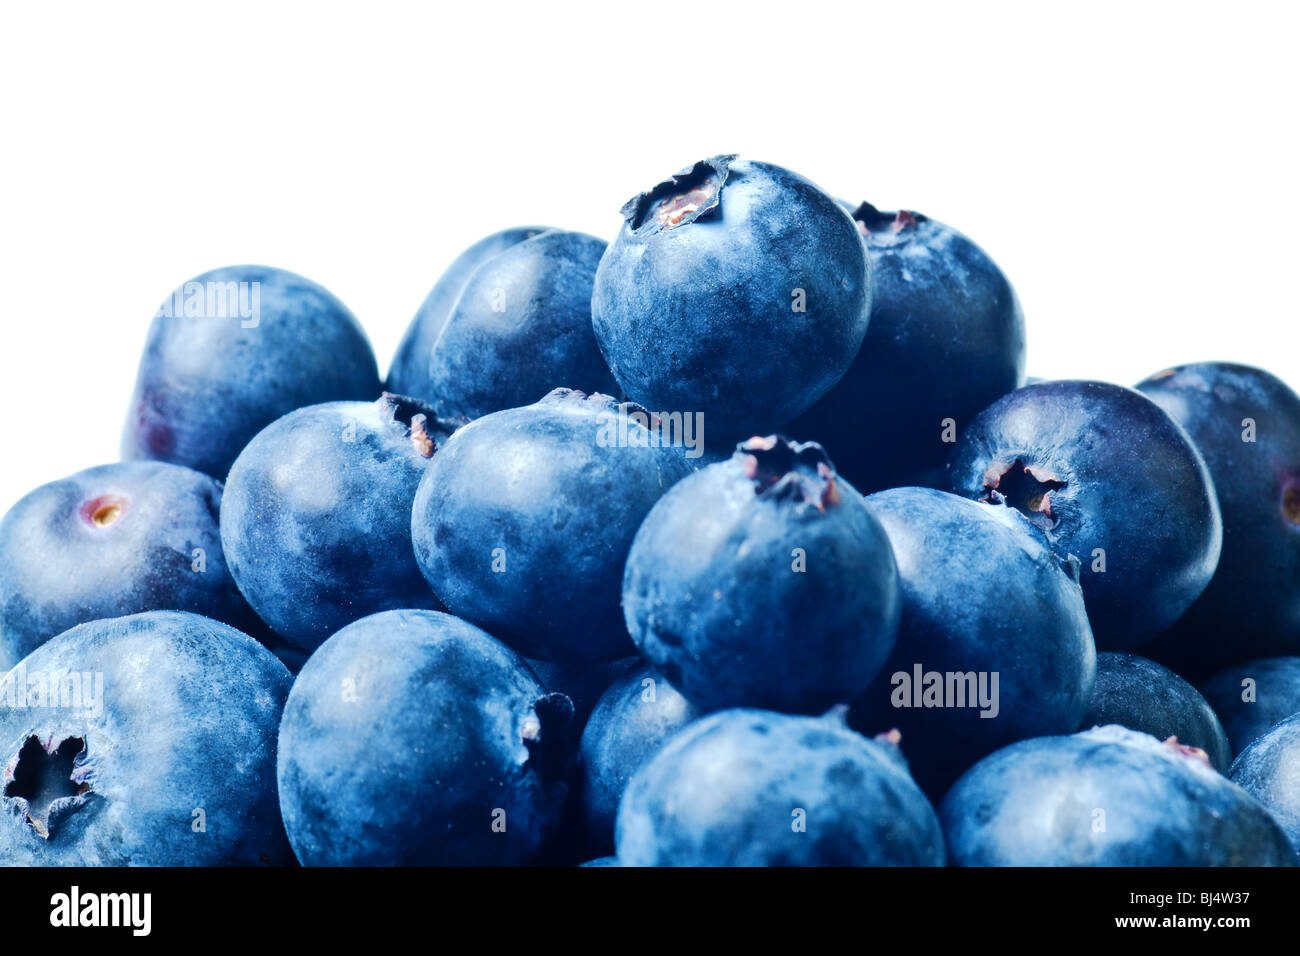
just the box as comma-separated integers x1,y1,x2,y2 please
623,436,900,714
1136,363,1300,674
592,155,870,440
614,708,944,866
948,380,1222,650
0,611,293,865
787,203,1025,492
0,461,257,669
276,609,573,866
1229,714,1300,861
1201,657,1300,757
850,487,1096,796
411,389,691,662
221,394,458,650
1081,652,1231,772
940,725,1293,866
122,265,381,479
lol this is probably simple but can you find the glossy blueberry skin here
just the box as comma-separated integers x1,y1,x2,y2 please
787,204,1025,493
1136,363,1300,673
123,265,381,479
221,395,454,650
0,611,293,865
412,389,692,662
592,155,870,440
1229,714,1300,860
576,663,701,855
387,227,551,401
623,437,900,714
850,487,1096,796
1201,657,1300,757
941,725,1294,866
1081,652,1231,772
948,380,1222,651
276,609,573,866
0,462,256,670
615,708,944,867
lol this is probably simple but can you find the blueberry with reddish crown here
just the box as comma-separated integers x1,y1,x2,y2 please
276,609,574,866
592,155,870,440
614,708,944,866
1229,714,1300,860
1136,363,1300,674
411,389,691,663
850,487,1096,796
941,725,1294,866
575,663,701,855
622,436,899,714
948,380,1222,650
1081,652,1231,772
387,227,551,401
221,394,458,650
122,265,380,479
1201,657,1300,757
406,229,618,420
0,611,292,865
786,203,1025,492
0,461,256,669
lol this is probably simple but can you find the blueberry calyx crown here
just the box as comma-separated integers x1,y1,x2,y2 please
520,692,576,782
851,202,928,238
738,436,842,511
80,494,129,529
981,460,1066,532
4,735,94,840
621,155,737,236
376,392,463,459
1162,735,1212,769
1283,481,1300,527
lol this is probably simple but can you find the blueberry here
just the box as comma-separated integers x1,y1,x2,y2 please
592,155,870,440
622,436,900,714
402,229,619,420
1135,363,1300,673
221,394,458,650
524,655,641,727
411,389,691,662
1081,652,1231,772
786,203,1025,492
614,708,944,866
386,227,551,400
948,380,1222,650
276,609,573,865
1229,714,1300,860
941,725,1294,866
122,265,381,479
849,487,1096,795
576,663,701,855
0,611,292,865
1202,657,1300,757
0,462,256,669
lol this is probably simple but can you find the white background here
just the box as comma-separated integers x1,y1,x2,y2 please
1,2,1296,515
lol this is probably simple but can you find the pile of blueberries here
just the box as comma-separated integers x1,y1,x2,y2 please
1,154,1298,867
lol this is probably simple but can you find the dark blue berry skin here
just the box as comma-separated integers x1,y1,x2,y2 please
1136,363,1300,674
1229,714,1300,860
948,380,1222,651
786,204,1025,493
1202,657,1300,757
221,395,456,650
578,855,620,867
614,708,944,867
525,655,640,727
0,611,293,865
276,609,573,866
411,389,691,663
592,155,870,440
122,265,381,479
1081,652,1231,772
622,437,900,715
386,227,551,401
0,462,257,670
941,725,1294,866
576,663,700,856
414,230,619,420
850,487,1096,797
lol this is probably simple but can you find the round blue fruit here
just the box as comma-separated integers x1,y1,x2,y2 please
1229,713,1300,861
1201,656,1300,757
